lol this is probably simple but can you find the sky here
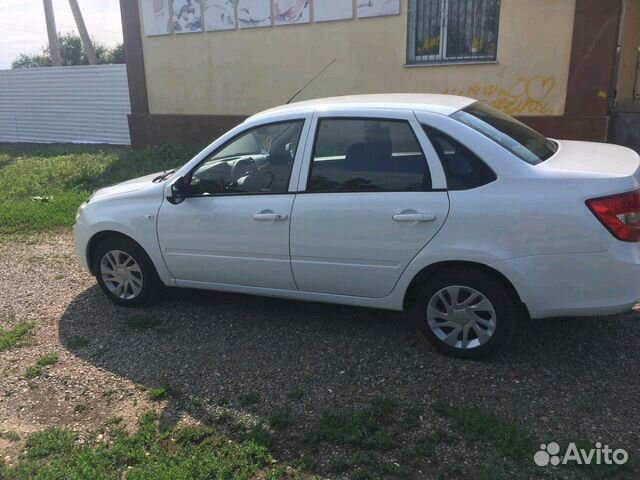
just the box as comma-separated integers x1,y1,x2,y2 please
0,0,123,69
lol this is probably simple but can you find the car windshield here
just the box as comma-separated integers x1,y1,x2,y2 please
452,102,558,165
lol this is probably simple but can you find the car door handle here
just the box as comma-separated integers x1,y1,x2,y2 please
392,213,437,222
253,211,288,221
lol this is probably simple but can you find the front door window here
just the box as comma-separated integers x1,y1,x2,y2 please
189,120,304,196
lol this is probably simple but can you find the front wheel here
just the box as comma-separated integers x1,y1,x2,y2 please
93,236,162,307
411,268,520,359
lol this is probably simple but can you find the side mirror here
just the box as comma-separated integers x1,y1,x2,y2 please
167,176,187,205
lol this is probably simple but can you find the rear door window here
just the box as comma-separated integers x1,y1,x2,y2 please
307,118,432,192
423,126,497,190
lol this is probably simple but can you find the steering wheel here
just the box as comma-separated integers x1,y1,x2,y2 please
231,158,258,182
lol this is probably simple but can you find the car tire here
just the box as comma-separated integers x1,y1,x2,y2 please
411,267,520,359
93,236,163,308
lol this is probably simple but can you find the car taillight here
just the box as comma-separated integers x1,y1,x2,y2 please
586,189,640,242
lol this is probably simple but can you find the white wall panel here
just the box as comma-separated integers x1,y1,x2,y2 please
0,64,131,145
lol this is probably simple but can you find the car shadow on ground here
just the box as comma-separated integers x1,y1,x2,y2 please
59,285,640,463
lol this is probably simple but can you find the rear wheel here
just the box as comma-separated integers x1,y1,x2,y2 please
93,236,162,307
411,267,520,359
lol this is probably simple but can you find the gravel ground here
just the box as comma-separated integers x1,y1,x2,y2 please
0,231,639,478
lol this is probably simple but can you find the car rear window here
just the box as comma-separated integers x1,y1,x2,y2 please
452,102,558,165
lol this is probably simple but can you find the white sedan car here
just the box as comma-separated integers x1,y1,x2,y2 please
74,94,640,359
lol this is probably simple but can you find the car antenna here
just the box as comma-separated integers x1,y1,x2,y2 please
286,58,337,104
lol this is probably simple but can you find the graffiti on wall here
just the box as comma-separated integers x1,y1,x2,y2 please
443,76,557,115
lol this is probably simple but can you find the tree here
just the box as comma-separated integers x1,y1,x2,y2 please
11,33,124,68
105,43,125,64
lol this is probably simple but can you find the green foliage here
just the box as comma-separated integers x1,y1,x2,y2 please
304,398,398,451
1,412,279,480
36,354,59,367
0,320,33,352
0,144,198,234
172,426,215,445
74,404,89,413
104,43,125,64
11,53,51,69
0,431,20,442
25,428,75,459
433,400,533,463
268,408,294,431
243,424,273,449
11,33,125,68
148,385,180,401
300,399,455,479
25,354,59,379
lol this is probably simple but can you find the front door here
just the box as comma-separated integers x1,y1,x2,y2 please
157,119,307,290
290,115,450,298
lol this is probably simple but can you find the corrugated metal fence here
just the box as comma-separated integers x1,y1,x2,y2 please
0,64,131,145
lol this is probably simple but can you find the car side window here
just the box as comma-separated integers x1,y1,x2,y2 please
307,118,432,192
423,126,497,190
189,120,304,196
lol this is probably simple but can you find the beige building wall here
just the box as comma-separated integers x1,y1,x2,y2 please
140,0,576,117
616,0,640,102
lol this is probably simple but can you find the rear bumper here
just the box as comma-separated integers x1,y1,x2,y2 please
492,242,640,319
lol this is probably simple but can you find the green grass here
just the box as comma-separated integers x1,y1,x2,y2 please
433,400,533,463
300,398,414,480
0,431,20,442
268,408,294,431
24,428,75,459
0,143,199,234
431,401,633,480
243,424,274,449
24,353,59,379
554,438,634,480
0,411,296,480
0,320,33,352
73,403,89,414
172,425,216,445
304,397,398,451
148,385,180,401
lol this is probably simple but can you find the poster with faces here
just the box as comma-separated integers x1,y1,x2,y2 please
314,0,353,22
238,0,272,28
142,0,173,36
274,0,310,25
173,0,203,33
204,0,237,31
357,0,401,18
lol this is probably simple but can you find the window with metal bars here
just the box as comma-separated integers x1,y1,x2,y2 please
407,0,501,65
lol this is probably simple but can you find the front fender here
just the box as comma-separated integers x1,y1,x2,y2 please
78,196,175,286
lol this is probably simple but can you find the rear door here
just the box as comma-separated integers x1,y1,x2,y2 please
289,109,450,298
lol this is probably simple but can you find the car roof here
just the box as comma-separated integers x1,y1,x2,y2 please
249,94,477,120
